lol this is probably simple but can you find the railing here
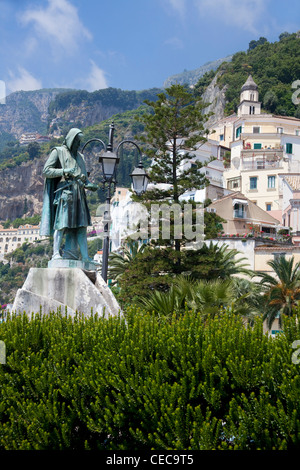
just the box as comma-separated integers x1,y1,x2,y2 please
234,210,245,218
240,148,284,171
242,161,282,170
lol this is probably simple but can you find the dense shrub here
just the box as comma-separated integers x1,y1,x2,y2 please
0,309,300,450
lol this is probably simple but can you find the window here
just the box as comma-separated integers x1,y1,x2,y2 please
286,143,293,154
296,130,300,136
234,204,245,219
250,176,258,190
268,175,276,188
277,127,283,134
266,203,272,211
250,106,255,114
220,134,224,141
254,143,262,149
236,126,242,138
227,177,241,190
253,126,260,133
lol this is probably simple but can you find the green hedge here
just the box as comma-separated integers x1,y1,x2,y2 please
0,308,300,450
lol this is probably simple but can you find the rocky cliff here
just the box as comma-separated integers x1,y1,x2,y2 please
0,158,45,220
0,89,71,138
202,72,228,126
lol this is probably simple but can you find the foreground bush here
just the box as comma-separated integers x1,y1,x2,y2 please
0,309,300,450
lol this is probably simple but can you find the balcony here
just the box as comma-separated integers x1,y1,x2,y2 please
234,210,246,219
240,148,284,171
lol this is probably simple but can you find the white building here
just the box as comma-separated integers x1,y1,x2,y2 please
0,224,46,256
208,75,300,222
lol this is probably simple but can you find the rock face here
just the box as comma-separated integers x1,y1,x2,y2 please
0,89,70,137
0,158,45,220
202,72,228,126
55,101,133,129
12,267,122,317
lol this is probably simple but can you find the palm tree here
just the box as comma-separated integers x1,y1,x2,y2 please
207,242,253,280
187,278,236,319
256,256,300,329
108,240,146,284
139,275,254,321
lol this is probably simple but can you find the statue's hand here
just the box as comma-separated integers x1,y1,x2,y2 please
64,167,76,177
85,182,98,192
79,174,87,183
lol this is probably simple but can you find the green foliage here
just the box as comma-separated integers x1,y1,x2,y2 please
193,70,217,97
134,84,212,252
48,87,162,118
256,256,300,329
248,37,268,51
9,214,41,228
117,242,252,306
214,34,300,117
138,84,210,202
0,241,53,304
108,241,146,285
204,211,225,239
0,310,300,450
87,238,102,259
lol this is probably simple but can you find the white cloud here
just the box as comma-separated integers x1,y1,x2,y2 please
7,67,42,93
84,61,108,92
164,37,184,49
168,0,186,17
194,0,268,34
20,0,92,54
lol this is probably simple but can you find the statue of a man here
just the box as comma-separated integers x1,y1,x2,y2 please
40,128,98,263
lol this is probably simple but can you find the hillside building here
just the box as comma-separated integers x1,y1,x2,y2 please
206,191,281,237
0,224,46,256
208,75,300,222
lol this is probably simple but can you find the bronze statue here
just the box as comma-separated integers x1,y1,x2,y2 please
40,128,98,264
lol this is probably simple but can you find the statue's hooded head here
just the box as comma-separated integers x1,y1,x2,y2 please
64,128,83,152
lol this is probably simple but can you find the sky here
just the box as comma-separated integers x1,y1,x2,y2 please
0,0,299,95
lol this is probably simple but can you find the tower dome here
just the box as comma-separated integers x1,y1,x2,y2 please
238,75,261,116
241,75,258,92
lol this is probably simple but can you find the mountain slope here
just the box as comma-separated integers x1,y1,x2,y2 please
163,55,233,88
0,89,72,138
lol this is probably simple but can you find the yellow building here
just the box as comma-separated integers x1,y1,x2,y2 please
209,75,300,222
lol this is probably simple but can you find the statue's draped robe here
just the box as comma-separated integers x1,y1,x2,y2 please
40,128,91,237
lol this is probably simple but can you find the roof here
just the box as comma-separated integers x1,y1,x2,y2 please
241,75,258,92
283,175,300,191
255,245,297,252
208,191,280,225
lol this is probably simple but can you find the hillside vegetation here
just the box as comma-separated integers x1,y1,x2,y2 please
207,33,300,117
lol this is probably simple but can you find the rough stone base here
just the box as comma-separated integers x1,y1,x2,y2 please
48,258,99,271
12,268,121,318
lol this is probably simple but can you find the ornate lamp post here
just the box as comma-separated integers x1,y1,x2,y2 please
82,122,149,282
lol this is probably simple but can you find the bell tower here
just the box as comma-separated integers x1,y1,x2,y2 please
237,75,261,117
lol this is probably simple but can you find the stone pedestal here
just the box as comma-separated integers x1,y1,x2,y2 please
47,258,99,271
12,267,121,318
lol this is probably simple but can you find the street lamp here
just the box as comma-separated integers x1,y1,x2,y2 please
82,121,149,283
130,156,149,196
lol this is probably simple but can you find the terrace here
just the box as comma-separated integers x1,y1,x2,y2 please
240,148,284,171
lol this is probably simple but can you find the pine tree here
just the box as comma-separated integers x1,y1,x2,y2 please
136,84,212,252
